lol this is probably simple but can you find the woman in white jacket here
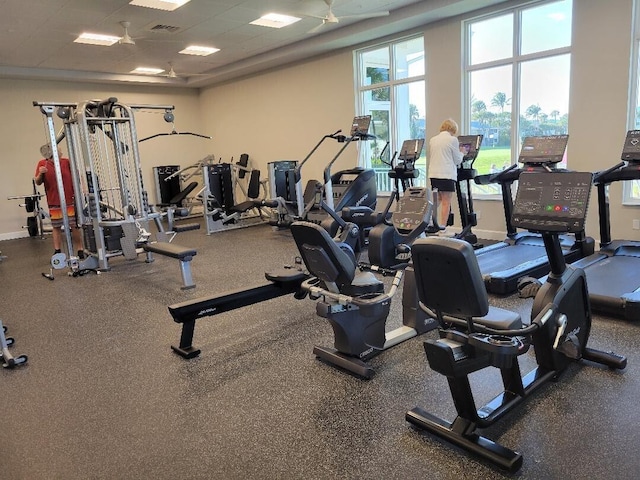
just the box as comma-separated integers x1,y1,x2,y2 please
428,118,467,230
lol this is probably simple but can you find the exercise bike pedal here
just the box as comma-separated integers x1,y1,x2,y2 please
582,347,627,370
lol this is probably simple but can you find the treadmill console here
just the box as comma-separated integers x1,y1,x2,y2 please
458,134,483,162
512,171,592,233
621,130,640,161
393,187,431,232
518,135,568,164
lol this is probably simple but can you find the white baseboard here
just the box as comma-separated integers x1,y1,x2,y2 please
0,231,31,241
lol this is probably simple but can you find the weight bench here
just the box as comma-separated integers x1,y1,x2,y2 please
143,242,197,289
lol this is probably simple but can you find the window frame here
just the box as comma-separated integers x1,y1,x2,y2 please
624,0,640,205
463,0,572,200
354,34,426,193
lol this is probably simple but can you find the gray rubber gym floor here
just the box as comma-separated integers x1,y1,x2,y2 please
1,222,639,480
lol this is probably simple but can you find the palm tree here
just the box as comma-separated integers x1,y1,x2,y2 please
550,110,560,122
525,104,542,122
490,92,511,113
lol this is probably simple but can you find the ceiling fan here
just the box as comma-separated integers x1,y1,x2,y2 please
306,0,390,34
118,21,136,45
162,62,212,79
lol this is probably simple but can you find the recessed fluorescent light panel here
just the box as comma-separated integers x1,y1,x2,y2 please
74,33,121,46
129,0,190,12
179,45,220,56
250,13,301,28
131,67,165,75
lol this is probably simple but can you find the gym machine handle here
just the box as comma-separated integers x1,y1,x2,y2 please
592,161,625,184
488,163,519,183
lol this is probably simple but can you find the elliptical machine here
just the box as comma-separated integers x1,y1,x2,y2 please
406,171,626,472
453,134,483,247
269,116,377,227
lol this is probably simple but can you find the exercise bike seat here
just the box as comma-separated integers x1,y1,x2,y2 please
412,236,521,331
291,221,383,297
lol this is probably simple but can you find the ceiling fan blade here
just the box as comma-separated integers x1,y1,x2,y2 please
339,11,390,20
307,22,328,34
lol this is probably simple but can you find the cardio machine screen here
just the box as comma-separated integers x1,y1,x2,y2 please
621,130,640,161
518,135,568,164
350,115,372,136
398,139,425,162
457,135,483,160
392,187,431,232
512,171,592,233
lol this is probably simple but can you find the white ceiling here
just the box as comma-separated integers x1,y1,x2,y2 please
0,0,509,88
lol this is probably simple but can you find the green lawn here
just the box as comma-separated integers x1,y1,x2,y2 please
474,147,512,174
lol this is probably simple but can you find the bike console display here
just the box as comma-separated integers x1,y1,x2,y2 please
518,135,568,164
392,187,431,232
512,171,592,233
621,129,640,161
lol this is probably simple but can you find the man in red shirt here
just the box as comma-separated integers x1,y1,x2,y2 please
34,144,85,258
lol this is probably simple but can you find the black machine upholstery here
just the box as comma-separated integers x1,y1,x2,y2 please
290,221,382,296
168,181,198,206
412,237,521,330
230,169,262,214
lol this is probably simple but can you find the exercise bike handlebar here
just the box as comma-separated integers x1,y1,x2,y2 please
420,301,556,338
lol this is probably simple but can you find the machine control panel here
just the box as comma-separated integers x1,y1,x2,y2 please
518,135,569,164
512,171,592,233
621,130,640,161
393,187,431,232
458,134,483,162
397,139,425,163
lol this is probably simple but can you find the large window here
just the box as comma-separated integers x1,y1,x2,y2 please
465,1,572,196
355,36,426,192
625,0,640,204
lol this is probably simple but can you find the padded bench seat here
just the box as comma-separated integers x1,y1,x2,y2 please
173,222,201,233
143,242,197,289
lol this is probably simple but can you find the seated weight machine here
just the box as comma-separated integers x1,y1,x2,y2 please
201,154,271,234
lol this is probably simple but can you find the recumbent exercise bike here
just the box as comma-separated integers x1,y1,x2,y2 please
405,170,626,472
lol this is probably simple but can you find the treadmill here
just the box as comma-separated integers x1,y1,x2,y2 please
474,135,595,294
568,130,640,320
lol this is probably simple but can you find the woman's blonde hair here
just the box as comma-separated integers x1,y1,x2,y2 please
439,118,459,135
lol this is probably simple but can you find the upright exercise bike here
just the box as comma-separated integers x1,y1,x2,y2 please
406,170,627,472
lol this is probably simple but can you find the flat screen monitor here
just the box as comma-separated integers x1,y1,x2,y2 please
512,171,592,233
621,130,640,161
518,135,569,164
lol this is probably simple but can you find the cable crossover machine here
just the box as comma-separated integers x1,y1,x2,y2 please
32,97,199,289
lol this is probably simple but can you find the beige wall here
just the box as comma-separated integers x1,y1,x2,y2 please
568,0,635,241
0,0,639,243
0,80,205,239
199,51,357,188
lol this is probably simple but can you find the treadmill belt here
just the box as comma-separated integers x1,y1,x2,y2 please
583,256,640,297
477,244,545,275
